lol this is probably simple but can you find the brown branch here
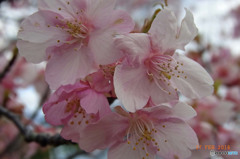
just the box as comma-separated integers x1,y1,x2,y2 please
0,47,18,83
0,106,75,147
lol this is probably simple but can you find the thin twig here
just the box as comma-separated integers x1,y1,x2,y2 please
0,106,75,147
0,47,18,82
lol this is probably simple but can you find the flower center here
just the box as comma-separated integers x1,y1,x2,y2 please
126,117,161,158
65,20,88,39
144,54,187,94
49,7,91,48
64,98,95,126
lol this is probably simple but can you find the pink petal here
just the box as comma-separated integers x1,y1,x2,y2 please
17,40,46,63
79,112,129,152
86,0,116,28
114,65,150,112
45,45,97,90
149,8,178,53
114,63,177,112
176,8,198,50
61,109,95,142
56,82,89,97
108,141,156,159
150,79,178,106
38,0,87,18
149,8,198,53
172,102,197,120
114,33,151,63
88,70,113,93
171,53,214,98
17,10,69,63
80,89,111,117
89,29,123,65
154,118,198,159
18,11,66,43
60,124,80,142
110,10,135,33
139,105,173,120
43,100,72,126
212,100,235,125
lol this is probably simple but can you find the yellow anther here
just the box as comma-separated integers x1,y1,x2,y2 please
162,71,171,79
143,131,152,140
114,19,124,25
133,147,136,150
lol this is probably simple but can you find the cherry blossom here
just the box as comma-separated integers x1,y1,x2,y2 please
188,121,216,159
226,86,240,112
43,81,111,142
17,0,134,89
114,8,213,112
79,102,198,159
193,96,235,126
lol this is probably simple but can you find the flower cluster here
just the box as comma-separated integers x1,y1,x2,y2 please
17,0,214,158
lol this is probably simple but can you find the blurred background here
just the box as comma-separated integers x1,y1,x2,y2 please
0,0,240,159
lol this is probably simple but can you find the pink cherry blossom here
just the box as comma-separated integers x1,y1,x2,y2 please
226,86,240,112
86,64,115,94
188,121,216,159
17,0,134,89
78,102,198,159
42,81,111,142
194,96,235,125
114,8,213,112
